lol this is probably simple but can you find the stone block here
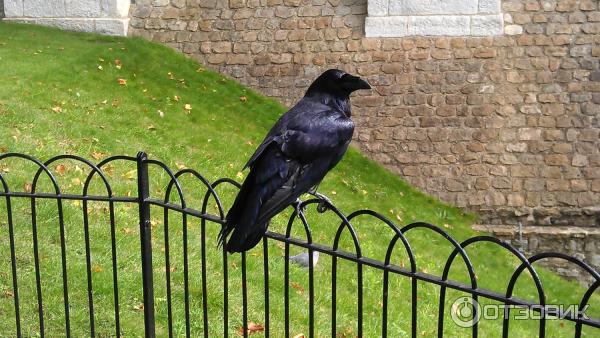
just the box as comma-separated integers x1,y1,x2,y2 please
368,0,388,16
4,0,24,17
408,15,470,36
23,0,66,17
479,0,502,13
95,18,130,36
365,16,408,37
390,0,477,15
471,14,503,36
66,0,101,18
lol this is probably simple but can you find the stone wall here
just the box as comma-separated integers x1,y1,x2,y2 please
129,0,599,233
2,0,130,36
474,224,600,285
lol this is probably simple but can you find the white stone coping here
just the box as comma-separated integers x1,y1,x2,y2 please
366,0,504,37
3,17,130,36
3,0,130,36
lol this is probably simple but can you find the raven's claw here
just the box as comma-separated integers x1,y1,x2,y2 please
310,192,331,213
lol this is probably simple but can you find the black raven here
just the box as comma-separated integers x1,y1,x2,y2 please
219,69,371,253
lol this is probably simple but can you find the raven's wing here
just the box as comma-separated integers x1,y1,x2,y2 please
254,108,355,224
223,103,354,252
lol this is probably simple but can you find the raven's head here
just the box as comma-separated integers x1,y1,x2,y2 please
305,69,371,98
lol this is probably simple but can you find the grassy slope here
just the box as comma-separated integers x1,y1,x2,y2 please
0,23,597,337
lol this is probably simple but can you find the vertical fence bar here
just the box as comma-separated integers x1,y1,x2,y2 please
83,200,95,337
137,152,156,338
108,201,121,337
6,195,22,337
241,252,248,338
200,219,209,338
262,238,270,337
56,198,71,337
30,197,45,337
182,213,191,338
163,208,173,338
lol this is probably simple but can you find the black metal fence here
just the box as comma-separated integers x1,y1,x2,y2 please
0,151,598,337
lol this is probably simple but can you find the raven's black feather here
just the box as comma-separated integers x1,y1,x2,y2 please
219,69,370,253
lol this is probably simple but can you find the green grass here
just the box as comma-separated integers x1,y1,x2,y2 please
0,22,598,337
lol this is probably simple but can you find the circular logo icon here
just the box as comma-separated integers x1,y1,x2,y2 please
451,296,481,328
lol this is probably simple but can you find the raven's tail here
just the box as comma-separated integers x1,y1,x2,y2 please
222,220,269,253
218,169,267,253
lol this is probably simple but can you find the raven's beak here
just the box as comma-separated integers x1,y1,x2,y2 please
341,74,372,91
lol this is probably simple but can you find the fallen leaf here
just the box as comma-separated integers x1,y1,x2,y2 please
133,303,144,311
51,106,62,113
237,322,264,336
158,110,165,118
24,183,32,193
114,59,121,66
184,104,192,110
331,191,337,195
290,281,304,294
236,171,244,179
175,162,187,170
55,164,67,175
2,290,14,298
92,265,103,273
147,125,156,131
122,227,134,234
97,65,103,71
167,72,174,79
72,177,82,186
91,151,104,160
123,170,137,180
118,78,127,85
292,334,305,338
173,95,180,102
239,96,247,102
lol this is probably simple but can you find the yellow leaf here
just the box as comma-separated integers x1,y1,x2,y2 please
24,183,32,193
118,78,127,85
147,125,156,130
239,96,247,102
51,106,62,113
97,65,103,70
236,171,244,179
123,170,137,180
173,95,180,102
158,110,165,118
184,104,192,110
175,162,187,170
91,151,104,160
92,265,103,273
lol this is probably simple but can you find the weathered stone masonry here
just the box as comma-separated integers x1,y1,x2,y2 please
127,0,600,278
128,0,599,226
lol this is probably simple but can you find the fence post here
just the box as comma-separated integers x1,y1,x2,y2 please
136,151,156,338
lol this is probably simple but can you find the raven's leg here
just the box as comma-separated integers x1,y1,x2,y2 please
308,185,332,213
292,198,306,218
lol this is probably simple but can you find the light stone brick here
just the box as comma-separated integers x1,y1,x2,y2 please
66,0,101,18
95,18,130,36
471,14,503,36
408,15,470,36
504,24,523,35
368,0,388,16
23,0,66,17
365,16,408,37
4,0,24,17
390,0,478,15
479,0,501,14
